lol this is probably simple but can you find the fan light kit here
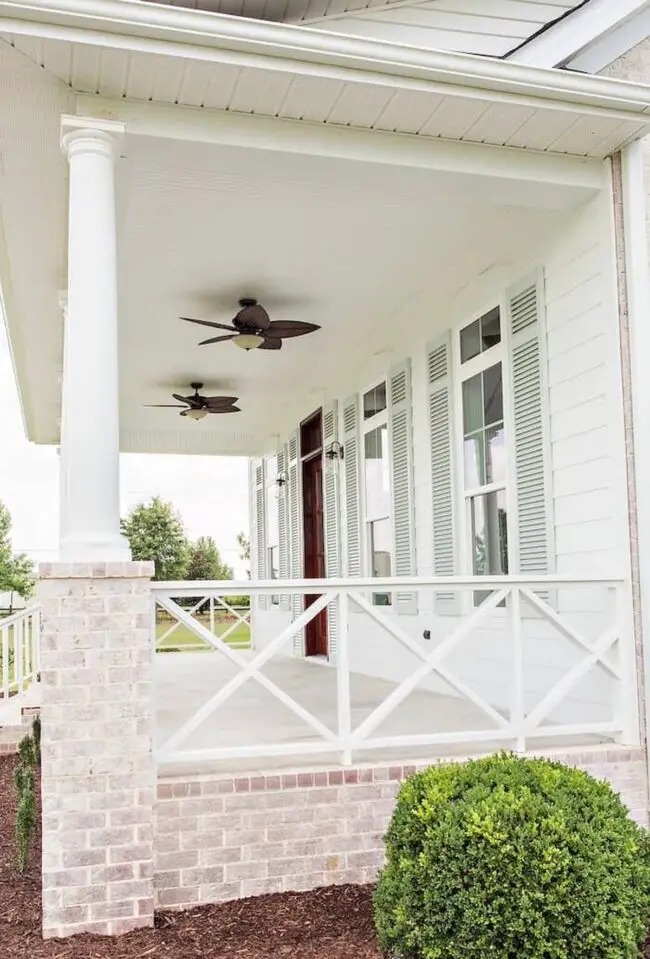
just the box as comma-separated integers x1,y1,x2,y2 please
181,298,320,352
145,383,240,420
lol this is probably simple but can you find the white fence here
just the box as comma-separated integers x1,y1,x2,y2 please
151,576,634,768
0,605,41,701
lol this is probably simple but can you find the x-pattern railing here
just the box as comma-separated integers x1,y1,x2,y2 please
151,575,633,767
155,593,251,650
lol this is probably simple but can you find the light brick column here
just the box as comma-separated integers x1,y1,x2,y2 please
38,562,155,939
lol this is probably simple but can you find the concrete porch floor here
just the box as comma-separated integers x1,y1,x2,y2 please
155,652,606,777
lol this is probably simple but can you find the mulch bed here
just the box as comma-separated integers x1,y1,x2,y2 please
0,756,381,958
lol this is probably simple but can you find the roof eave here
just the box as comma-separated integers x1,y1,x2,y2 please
1,0,650,116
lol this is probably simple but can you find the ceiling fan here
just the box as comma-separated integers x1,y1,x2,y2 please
145,383,240,421
181,298,320,351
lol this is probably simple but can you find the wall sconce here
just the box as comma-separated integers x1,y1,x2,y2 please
325,441,344,475
275,471,288,489
325,441,344,462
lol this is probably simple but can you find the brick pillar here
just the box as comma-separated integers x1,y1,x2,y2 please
37,562,155,939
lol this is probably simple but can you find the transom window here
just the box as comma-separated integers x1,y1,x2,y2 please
459,307,508,602
362,383,391,605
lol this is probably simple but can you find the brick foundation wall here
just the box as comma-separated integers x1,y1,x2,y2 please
38,562,155,939
155,745,648,910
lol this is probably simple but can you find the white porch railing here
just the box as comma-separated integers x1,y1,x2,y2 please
155,594,251,651
0,605,41,701
151,576,634,767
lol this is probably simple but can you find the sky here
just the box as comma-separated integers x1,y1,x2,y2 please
0,324,250,577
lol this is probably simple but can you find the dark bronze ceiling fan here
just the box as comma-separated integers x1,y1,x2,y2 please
181,298,320,351
145,383,240,420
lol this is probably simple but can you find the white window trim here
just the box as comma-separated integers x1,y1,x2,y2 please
264,453,280,606
453,299,517,611
359,381,394,598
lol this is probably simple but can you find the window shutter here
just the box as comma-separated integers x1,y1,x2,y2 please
277,444,291,611
342,395,361,577
388,360,417,614
287,431,304,655
322,403,340,658
427,333,458,615
252,458,267,610
507,272,552,579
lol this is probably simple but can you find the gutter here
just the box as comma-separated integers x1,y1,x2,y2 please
0,0,650,115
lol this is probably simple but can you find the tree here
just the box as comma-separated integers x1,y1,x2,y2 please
120,497,189,581
236,532,250,562
186,536,233,581
0,502,35,609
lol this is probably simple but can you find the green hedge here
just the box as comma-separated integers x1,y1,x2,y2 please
374,753,650,959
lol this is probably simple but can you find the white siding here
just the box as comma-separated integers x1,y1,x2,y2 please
301,0,581,56
251,189,628,727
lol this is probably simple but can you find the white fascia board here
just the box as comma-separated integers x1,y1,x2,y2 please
2,0,650,117
567,7,650,74
508,0,650,69
77,94,605,201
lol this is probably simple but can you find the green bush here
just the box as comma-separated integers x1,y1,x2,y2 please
14,732,37,874
31,715,41,765
374,753,650,959
15,786,36,873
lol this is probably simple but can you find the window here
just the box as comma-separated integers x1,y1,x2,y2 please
459,307,508,603
265,455,280,605
362,383,391,605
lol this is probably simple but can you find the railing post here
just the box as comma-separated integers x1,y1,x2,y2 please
614,582,640,744
14,615,23,693
210,594,215,636
1,623,8,699
336,590,352,767
509,587,525,753
34,608,41,678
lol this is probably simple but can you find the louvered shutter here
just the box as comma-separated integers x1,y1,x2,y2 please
342,395,361,577
428,334,459,615
388,361,417,614
277,444,291,611
322,403,340,658
287,431,304,655
507,272,552,579
252,459,267,610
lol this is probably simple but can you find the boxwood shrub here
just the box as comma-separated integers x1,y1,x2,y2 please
374,753,650,959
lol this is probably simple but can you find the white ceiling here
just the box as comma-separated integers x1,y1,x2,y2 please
115,134,571,455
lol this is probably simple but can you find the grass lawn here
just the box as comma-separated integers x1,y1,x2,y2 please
156,614,251,651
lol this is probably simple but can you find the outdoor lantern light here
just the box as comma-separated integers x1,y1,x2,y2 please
325,440,344,462
233,333,264,351
325,440,344,475
185,409,209,421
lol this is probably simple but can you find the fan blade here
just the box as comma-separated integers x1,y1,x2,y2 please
171,393,193,404
198,334,237,346
145,404,186,408
181,317,237,333
203,396,239,408
207,405,241,413
259,337,282,351
266,321,320,339
234,303,270,331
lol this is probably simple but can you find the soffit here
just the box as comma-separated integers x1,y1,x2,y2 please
3,32,649,158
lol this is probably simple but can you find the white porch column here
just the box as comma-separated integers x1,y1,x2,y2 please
59,116,130,560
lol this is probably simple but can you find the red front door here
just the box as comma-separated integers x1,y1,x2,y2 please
301,415,328,657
